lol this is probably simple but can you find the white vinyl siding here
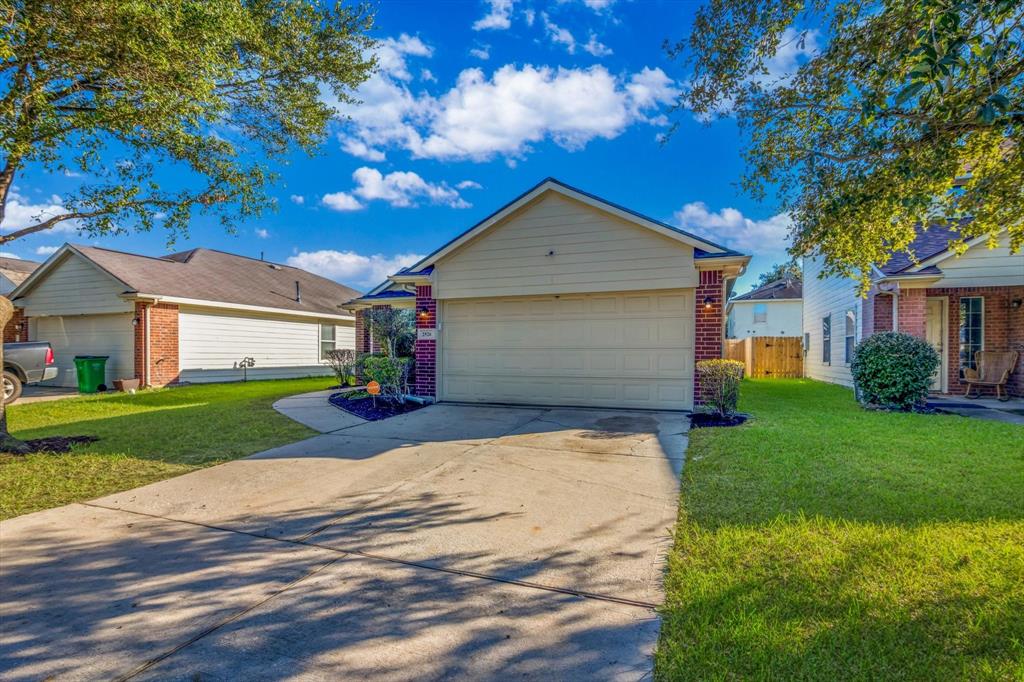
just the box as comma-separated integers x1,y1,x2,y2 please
726,299,802,338
931,233,1024,287
33,313,135,388
434,193,699,300
17,254,132,316
178,306,354,383
440,290,694,410
802,256,862,387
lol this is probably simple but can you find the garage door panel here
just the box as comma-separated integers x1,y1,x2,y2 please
441,291,693,410
35,314,135,388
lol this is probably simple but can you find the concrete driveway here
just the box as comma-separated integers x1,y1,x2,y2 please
0,400,687,680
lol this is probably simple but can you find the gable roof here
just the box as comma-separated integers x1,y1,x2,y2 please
0,256,41,286
13,244,359,318
732,278,802,301
879,222,967,275
365,177,747,296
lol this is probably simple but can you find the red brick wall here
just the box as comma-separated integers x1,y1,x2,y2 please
414,285,436,397
2,308,29,343
927,286,1024,397
354,309,370,354
695,269,725,405
897,288,927,339
865,292,895,335
133,302,180,387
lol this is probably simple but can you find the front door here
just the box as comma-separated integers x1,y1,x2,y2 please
925,297,947,392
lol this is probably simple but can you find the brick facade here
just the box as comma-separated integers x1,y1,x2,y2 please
133,302,180,387
864,291,895,336
2,308,29,343
694,269,725,405
896,288,927,338
414,285,437,397
354,309,370,355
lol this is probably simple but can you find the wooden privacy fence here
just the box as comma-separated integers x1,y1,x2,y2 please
724,336,804,378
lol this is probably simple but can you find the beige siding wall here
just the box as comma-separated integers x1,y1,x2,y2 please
33,313,135,388
802,257,863,387
18,254,132,316
931,233,1023,288
178,305,355,383
727,299,802,338
434,193,699,299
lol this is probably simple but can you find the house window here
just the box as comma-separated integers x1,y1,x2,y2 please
822,314,831,365
320,324,336,360
844,309,857,363
958,297,984,376
753,303,767,324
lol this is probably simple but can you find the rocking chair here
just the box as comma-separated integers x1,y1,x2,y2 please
963,350,1020,401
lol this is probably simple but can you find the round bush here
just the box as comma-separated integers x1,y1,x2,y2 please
851,332,940,410
696,358,745,418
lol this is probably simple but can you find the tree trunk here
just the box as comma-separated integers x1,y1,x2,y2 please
0,295,31,454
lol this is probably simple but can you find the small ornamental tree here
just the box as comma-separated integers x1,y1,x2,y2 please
851,332,940,410
363,307,415,357
362,355,411,404
697,359,745,419
326,349,357,386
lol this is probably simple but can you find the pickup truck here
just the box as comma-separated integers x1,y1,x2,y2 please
3,342,58,405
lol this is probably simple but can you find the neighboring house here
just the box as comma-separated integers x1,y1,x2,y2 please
344,178,750,410
8,244,358,388
726,278,802,339
1,256,42,343
1,256,41,298
803,224,1024,397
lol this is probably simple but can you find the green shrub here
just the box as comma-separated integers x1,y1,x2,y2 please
697,359,745,418
361,354,412,403
325,348,357,386
851,332,940,410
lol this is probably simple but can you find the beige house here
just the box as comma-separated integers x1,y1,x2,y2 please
345,178,750,411
726,278,802,339
9,245,358,388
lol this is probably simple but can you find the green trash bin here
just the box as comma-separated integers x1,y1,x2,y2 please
73,355,109,393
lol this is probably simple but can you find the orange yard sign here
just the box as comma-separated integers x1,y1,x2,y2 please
366,380,381,396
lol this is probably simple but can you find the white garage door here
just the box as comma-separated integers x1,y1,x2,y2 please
34,314,135,388
441,290,694,410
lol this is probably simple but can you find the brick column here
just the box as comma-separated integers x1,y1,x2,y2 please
354,309,370,354
3,308,29,343
134,302,180,387
414,285,437,397
865,291,895,336
694,269,724,405
897,288,927,339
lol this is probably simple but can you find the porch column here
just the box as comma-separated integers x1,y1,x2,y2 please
897,288,927,339
694,269,725,406
414,285,437,398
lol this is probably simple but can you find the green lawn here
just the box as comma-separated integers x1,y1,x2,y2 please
0,377,333,519
656,379,1024,681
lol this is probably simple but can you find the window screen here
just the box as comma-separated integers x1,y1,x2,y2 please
958,297,983,376
320,324,336,360
822,314,832,364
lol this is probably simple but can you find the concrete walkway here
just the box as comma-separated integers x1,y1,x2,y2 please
1,396,688,681
928,394,1024,425
272,388,367,432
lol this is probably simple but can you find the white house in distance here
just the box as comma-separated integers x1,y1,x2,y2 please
8,244,358,388
803,224,1024,397
344,178,750,411
726,278,802,339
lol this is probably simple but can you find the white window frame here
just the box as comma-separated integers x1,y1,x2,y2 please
822,314,832,365
319,323,336,360
844,309,857,364
958,296,984,377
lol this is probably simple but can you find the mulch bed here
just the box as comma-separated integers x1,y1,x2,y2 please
2,435,99,455
328,392,426,421
690,413,749,429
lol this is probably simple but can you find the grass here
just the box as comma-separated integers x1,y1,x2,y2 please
0,377,333,519
656,379,1024,681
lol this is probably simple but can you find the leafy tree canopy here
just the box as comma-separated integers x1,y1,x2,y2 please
755,260,802,288
670,0,1023,290
0,0,376,246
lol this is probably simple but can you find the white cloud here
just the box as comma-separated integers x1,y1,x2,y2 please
350,167,470,208
420,68,437,82
583,33,613,57
523,8,536,25
542,13,576,53
473,0,515,30
255,228,270,239
322,191,364,212
339,136,387,161
286,250,424,288
672,202,792,256
34,245,59,256
456,180,483,190
290,194,305,205
469,45,491,60
582,0,616,9
759,28,819,86
376,34,433,81
0,190,77,234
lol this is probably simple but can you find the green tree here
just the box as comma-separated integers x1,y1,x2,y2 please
669,0,1023,290
0,0,376,452
755,260,802,289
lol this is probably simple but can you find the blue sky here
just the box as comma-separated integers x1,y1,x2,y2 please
1,0,812,293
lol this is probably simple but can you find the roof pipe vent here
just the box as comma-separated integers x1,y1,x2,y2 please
295,280,301,303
